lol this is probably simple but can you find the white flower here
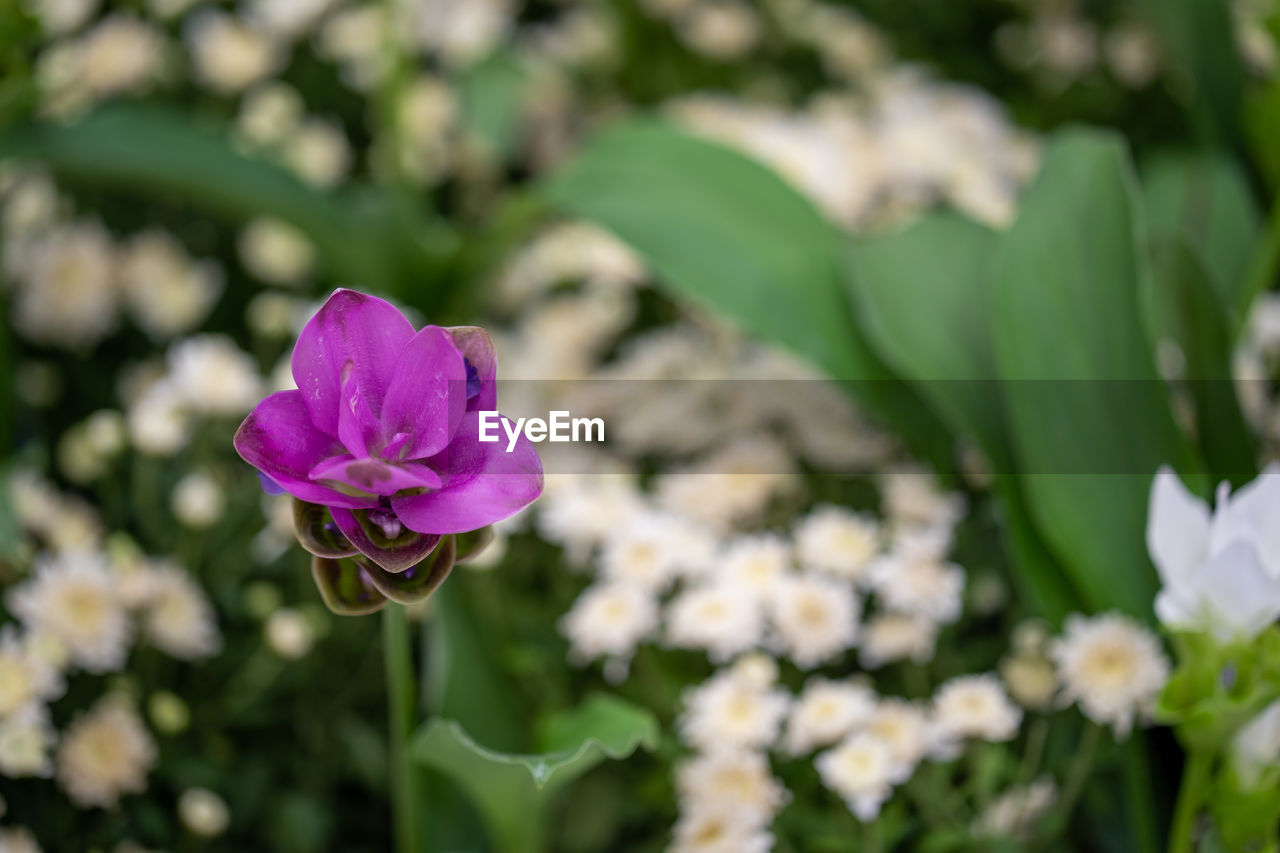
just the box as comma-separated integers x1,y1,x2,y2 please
186,12,281,94
1147,465,1280,641
236,83,304,148
0,706,56,778
10,220,118,349
860,612,938,668
244,0,335,38
74,15,166,99
867,552,965,624
599,514,685,592
127,379,192,456
0,825,41,853
166,335,263,417
178,788,230,837
1051,612,1170,738
265,608,315,659
676,750,787,826
865,698,932,778
973,778,1057,840
881,469,965,530
783,678,876,755
1232,699,1280,789
768,573,860,667
171,471,225,529
119,231,222,340
282,119,351,189
133,562,222,660
676,0,762,60
56,697,156,808
404,0,515,67
669,805,774,853
30,0,99,34
7,552,131,673
665,583,764,663
560,583,658,663
932,674,1022,748
0,627,64,716
816,733,897,821
718,534,792,599
679,670,790,752
238,217,315,286
792,505,880,580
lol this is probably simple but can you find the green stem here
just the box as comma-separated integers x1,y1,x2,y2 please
384,604,422,853
1058,723,1102,817
1168,750,1212,853
1017,716,1049,786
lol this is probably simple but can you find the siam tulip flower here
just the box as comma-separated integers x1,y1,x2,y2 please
1146,466,1280,642
234,289,542,612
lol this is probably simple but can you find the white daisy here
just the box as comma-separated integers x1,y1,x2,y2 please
816,733,897,821
768,573,860,668
560,582,658,663
1051,612,1170,737
676,750,787,826
783,678,876,755
717,534,791,599
859,612,938,668
866,552,965,625
665,583,764,663
56,697,156,808
7,552,131,673
679,670,790,752
932,674,1022,749
792,505,880,580
0,627,64,716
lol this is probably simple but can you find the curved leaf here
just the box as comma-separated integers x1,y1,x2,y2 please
541,118,952,467
412,694,659,853
991,128,1205,618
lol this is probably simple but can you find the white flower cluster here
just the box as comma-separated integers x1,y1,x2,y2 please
1,171,223,350
0,475,221,811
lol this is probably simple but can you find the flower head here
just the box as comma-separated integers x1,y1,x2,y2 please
1051,612,1169,738
1147,466,1280,641
234,290,542,601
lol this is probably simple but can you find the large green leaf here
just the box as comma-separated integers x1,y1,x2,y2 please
1139,152,1260,317
0,104,453,294
846,214,1080,620
412,694,659,853
991,129,1204,617
1142,237,1257,484
1135,0,1245,148
541,118,952,467
459,52,528,160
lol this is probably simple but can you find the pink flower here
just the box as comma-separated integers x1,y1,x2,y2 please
235,289,541,583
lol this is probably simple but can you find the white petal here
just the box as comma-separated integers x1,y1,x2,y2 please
1146,467,1210,587
1217,465,1280,579
1197,541,1280,640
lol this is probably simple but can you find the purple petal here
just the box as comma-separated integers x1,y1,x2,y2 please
336,368,382,458
379,325,467,462
291,289,415,440
391,411,543,535
329,507,443,573
309,455,443,497
234,391,379,509
446,326,498,411
258,472,287,495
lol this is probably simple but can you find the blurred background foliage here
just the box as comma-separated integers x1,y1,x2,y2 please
2,0,1280,850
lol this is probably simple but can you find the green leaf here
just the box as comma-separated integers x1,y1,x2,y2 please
845,214,1080,620
459,52,528,159
1135,0,1245,147
1142,237,1258,484
1139,152,1260,316
991,128,1204,617
0,104,453,294
412,694,659,853
541,118,952,467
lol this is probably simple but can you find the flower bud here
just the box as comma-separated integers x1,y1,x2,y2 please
172,472,225,528
266,608,315,658
179,788,230,837
1000,655,1057,711
148,691,190,734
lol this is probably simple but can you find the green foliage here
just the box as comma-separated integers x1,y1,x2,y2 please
846,214,1079,620
412,694,659,853
0,104,455,297
1139,152,1261,319
1141,237,1258,484
991,128,1204,618
541,118,953,469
